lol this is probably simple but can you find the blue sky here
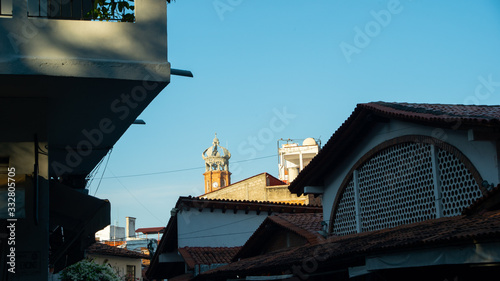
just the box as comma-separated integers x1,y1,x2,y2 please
88,0,500,229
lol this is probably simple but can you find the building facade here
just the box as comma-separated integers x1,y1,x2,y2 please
0,0,172,279
200,172,313,205
200,135,319,205
147,197,322,280
194,102,500,281
278,138,320,184
86,243,149,281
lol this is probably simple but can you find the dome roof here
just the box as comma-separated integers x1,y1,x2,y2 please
203,133,231,160
203,133,231,172
303,138,317,146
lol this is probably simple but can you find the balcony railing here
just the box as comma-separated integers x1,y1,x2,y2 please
0,0,135,21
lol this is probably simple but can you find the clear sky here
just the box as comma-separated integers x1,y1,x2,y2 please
87,0,500,230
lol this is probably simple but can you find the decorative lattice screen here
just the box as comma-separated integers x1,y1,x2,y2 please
332,142,482,236
438,149,482,216
332,178,357,235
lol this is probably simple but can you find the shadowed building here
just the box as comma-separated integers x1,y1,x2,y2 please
0,1,180,279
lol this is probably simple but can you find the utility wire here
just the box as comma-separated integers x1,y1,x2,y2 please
177,215,261,236
94,148,113,196
177,231,256,240
109,169,167,225
86,154,106,193
101,154,276,179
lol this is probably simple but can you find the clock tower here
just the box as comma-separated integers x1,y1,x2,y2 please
202,133,231,194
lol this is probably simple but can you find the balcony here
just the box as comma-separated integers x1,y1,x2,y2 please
0,0,169,82
0,0,170,178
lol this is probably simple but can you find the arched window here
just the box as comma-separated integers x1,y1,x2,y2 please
330,136,485,236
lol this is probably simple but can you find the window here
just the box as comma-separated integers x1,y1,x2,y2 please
0,0,12,16
331,136,484,236
126,265,135,281
25,0,135,22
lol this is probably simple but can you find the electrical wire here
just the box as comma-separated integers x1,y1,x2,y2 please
94,148,113,196
101,154,276,179
177,231,256,240
109,169,167,225
177,215,262,236
86,152,107,192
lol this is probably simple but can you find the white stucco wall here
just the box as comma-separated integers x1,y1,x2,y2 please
176,208,268,248
87,254,143,281
95,225,126,241
321,120,499,223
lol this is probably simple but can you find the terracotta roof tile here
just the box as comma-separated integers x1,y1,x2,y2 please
196,210,500,280
273,213,323,234
176,196,322,213
86,243,149,259
290,102,500,194
234,213,324,260
365,102,500,124
270,213,324,244
178,247,241,270
135,227,165,234
148,198,321,280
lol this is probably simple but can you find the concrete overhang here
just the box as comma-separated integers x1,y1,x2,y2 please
304,186,324,195
0,0,171,179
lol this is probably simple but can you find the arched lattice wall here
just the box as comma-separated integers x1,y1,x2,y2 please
330,136,485,236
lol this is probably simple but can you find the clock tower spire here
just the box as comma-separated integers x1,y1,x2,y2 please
202,133,231,194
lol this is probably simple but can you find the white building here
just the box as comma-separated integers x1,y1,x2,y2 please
278,138,320,183
147,196,322,280
95,225,126,242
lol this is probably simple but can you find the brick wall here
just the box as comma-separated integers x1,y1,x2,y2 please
202,174,311,205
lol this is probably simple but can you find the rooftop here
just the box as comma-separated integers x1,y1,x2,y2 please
234,213,324,260
136,227,165,234
86,243,149,260
176,196,322,214
178,247,241,270
290,102,500,194
196,209,500,280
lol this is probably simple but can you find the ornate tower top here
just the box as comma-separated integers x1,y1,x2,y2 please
202,133,231,193
202,133,231,172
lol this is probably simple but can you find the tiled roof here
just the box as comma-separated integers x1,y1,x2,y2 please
147,197,320,280
271,213,324,239
365,102,500,125
135,227,165,234
86,243,149,259
195,210,500,280
176,196,322,214
290,102,500,194
265,173,287,186
234,213,324,260
178,247,241,270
